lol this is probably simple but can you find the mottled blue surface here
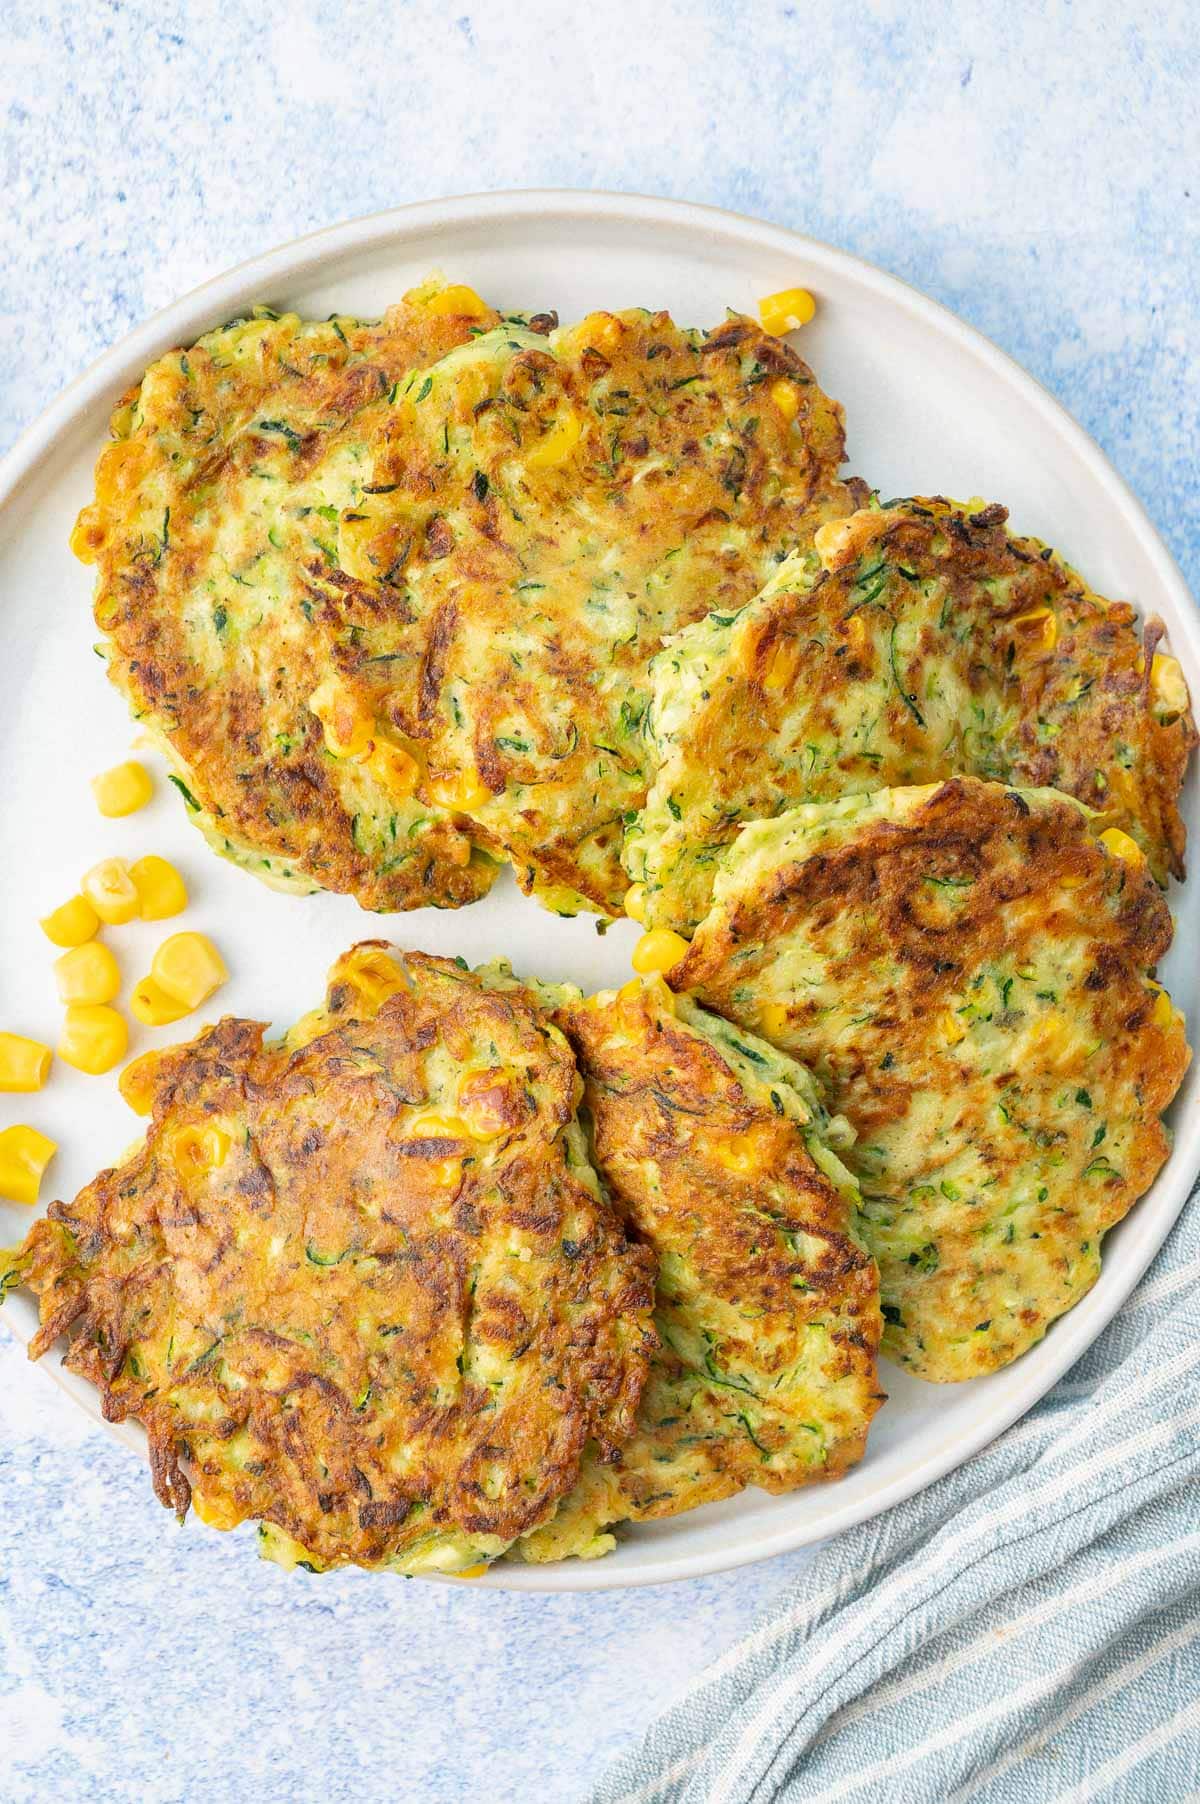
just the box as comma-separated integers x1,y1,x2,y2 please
2,3,1197,1799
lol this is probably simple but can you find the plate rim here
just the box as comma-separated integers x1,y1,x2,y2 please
2,187,1196,1593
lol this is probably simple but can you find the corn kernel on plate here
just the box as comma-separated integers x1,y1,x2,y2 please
0,191,1197,1590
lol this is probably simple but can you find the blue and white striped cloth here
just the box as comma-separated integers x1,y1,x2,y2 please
593,1185,1200,1804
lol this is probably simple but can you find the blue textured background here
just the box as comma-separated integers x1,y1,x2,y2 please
2,4,1196,1799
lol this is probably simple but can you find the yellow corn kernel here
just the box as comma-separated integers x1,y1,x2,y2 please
1150,653,1189,721
334,944,410,1015
1151,987,1175,1030
308,675,374,760
170,1123,231,1181
58,1004,128,1075
91,759,153,818
418,283,491,320
454,1563,490,1580
427,769,493,813
130,976,192,1028
81,858,139,926
813,517,858,568
1029,1012,1076,1072
758,1002,791,1041
151,933,229,1010
1008,608,1059,654
631,929,690,976
623,884,647,924
941,1009,968,1048
1099,827,1145,868
769,378,800,422
40,894,100,948
713,1135,765,1178
191,1491,246,1531
845,614,870,656
0,1125,57,1206
70,504,105,565
526,410,583,471
0,1033,53,1093
759,287,817,336
403,1112,471,1143
119,1049,168,1115
366,739,421,797
55,940,120,1007
762,637,801,692
130,855,188,921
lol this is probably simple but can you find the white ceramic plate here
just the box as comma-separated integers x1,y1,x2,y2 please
2,191,1197,1592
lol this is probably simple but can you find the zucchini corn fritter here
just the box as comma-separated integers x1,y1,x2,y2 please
5,947,656,1573
629,497,1196,933
670,779,1190,1382
518,977,882,1562
73,279,504,912
289,306,860,917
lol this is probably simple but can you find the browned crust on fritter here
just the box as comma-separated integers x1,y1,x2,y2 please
76,300,501,911
327,309,858,914
673,779,1190,1378
18,954,655,1566
828,501,1195,878
554,984,882,1513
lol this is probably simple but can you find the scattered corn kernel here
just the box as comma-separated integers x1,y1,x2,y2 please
758,1002,791,1041
714,1135,765,1177
335,945,410,1015
58,1004,128,1076
191,1491,246,1531
941,1009,968,1048
759,287,817,336
91,759,153,817
308,675,374,760
624,884,647,924
1150,653,1189,721
769,378,800,421
762,637,801,692
170,1122,231,1180
1099,827,1145,868
419,283,490,320
82,858,139,926
1008,608,1058,654
402,1113,471,1143
40,894,100,948
119,1049,168,1115
1151,987,1175,1030
427,770,493,813
845,614,870,656
813,517,857,567
1029,1012,1076,1072
526,410,583,471
0,1032,53,1093
130,976,192,1027
151,933,229,1010
631,929,690,976
367,739,421,797
0,1124,57,1206
55,940,120,1006
129,854,188,921
454,1563,490,1580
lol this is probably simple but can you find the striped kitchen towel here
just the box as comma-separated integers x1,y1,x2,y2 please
592,1186,1200,1804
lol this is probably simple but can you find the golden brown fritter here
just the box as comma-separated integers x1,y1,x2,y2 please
517,978,881,1560
629,497,1195,932
10,946,656,1573
323,308,859,916
72,281,504,911
671,779,1190,1381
